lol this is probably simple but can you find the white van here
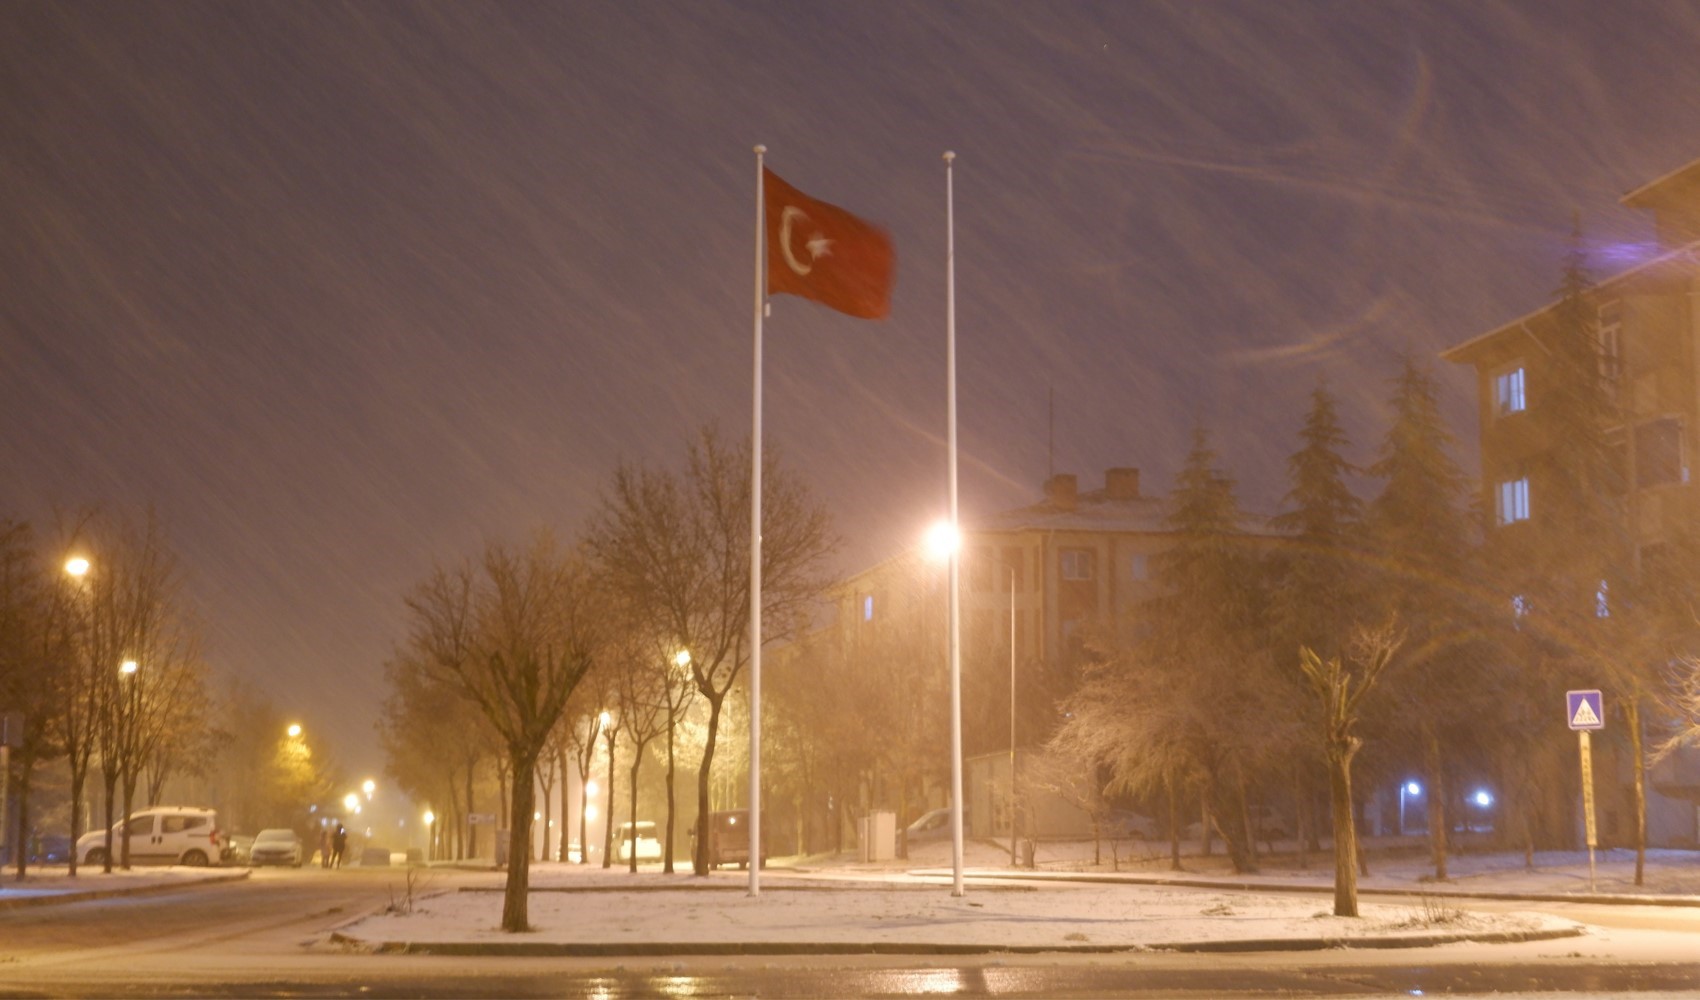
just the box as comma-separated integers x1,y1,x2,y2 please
76,806,224,867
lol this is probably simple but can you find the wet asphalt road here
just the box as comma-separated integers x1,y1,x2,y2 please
1,866,1696,997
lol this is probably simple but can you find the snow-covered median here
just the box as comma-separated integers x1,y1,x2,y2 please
337,875,1580,954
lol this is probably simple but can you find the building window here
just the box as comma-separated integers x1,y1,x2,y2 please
1598,301,1622,382
860,594,874,622
1634,417,1686,488
1493,366,1526,416
1059,548,1095,581
1130,553,1148,581
1496,477,1530,525
1595,580,1610,619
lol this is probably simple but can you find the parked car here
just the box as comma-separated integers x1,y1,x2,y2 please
615,821,662,864
28,832,72,865
223,834,253,866
904,807,953,843
75,806,224,867
695,810,767,869
249,828,304,867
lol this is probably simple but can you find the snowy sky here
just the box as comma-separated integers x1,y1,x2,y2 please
6,2,1700,776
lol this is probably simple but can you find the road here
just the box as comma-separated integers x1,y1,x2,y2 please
1,867,1697,997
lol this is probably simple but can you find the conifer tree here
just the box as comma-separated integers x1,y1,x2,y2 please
1366,357,1478,880
1146,426,1275,873
1270,383,1364,859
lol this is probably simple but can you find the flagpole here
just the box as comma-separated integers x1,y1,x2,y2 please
944,150,964,898
749,143,766,897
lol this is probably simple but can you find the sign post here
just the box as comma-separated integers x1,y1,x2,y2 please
1566,689,1604,892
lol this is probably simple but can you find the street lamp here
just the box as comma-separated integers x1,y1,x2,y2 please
1400,780,1422,836
344,792,359,813
64,556,90,579
924,520,966,896
423,810,435,862
362,779,376,800
287,723,302,739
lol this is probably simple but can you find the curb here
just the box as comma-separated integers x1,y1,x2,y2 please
327,924,1584,957
0,868,251,911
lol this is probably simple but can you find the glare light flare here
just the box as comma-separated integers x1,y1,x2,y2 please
287,723,302,738
924,521,960,561
64,557,90,578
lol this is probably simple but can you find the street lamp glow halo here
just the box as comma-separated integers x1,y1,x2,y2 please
287,723,302,738
65,557,90,578
674,649,691,668
924,521,961,561
119,659,138,675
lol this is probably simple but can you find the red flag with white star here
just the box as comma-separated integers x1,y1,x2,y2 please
763,168,894,320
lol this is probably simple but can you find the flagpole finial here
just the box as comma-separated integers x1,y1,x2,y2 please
755,144,767,155
943,150,955,163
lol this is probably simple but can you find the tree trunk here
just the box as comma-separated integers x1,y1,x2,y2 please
628,740,644,874
664,720,678,873
558,747,570,863
601,731,618,869
101,770,117,873
1423,726,1448,881
120,772,139,869
1627,696,1647,886
500,748,539,933
465,762,477,861
1166,776,1181,871
68,771,85,877
693,695,724,876
1327,745,1361,917
538,765,552,863
12,764,31,880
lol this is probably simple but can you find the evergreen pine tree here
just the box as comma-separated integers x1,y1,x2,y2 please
1366,356,1478,879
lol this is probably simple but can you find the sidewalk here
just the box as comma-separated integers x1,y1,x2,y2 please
0,865,250,910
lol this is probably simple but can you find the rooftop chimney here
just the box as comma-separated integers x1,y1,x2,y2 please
1043,473,1078,510
1105,467,1141,500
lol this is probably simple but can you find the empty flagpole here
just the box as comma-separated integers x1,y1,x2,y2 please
944,150,965,898
750,143,766,897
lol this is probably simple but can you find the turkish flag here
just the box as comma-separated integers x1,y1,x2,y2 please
764,168,894,320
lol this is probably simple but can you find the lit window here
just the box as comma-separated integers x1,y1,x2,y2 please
1059,548,1095,581
861,594,873,622
1496,478,1530,525
1493,367,1527,416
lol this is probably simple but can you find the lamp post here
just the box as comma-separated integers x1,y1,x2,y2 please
423,810,436,863
599,710,616,870
1400,781,1421,836
923,521,965,896
118,659,139,870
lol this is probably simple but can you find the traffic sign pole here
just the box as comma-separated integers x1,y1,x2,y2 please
1579,730,1596,893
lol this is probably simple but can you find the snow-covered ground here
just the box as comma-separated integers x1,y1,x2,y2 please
334,838,1687,952
0,864,248,902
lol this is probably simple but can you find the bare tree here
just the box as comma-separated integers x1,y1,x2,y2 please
0,519,56,880
402,532,599,932
1298,624,1400,917
587,428,834,875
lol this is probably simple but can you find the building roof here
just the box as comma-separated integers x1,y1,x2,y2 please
1440,241,1700,365
1621,156,1700,209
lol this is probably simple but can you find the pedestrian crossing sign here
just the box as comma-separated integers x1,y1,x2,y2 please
1566,689,1604,731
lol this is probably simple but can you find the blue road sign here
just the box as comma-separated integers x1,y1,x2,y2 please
1567,689,1604,731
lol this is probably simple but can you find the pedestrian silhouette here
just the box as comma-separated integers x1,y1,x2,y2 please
332,824,347,868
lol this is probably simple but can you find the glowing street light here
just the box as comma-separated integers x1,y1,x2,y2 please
119,659,138,675
64,557,90,578
923,519,966,896
362,779,376,800
287,723,302,738
674,649,691,669
343,792,359,813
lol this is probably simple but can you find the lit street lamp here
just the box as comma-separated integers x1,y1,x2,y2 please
1400,780,1422,836
423,810,435,862
924,520,966,896
287,723,302,739
362,779,376,800
64,556,90,579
